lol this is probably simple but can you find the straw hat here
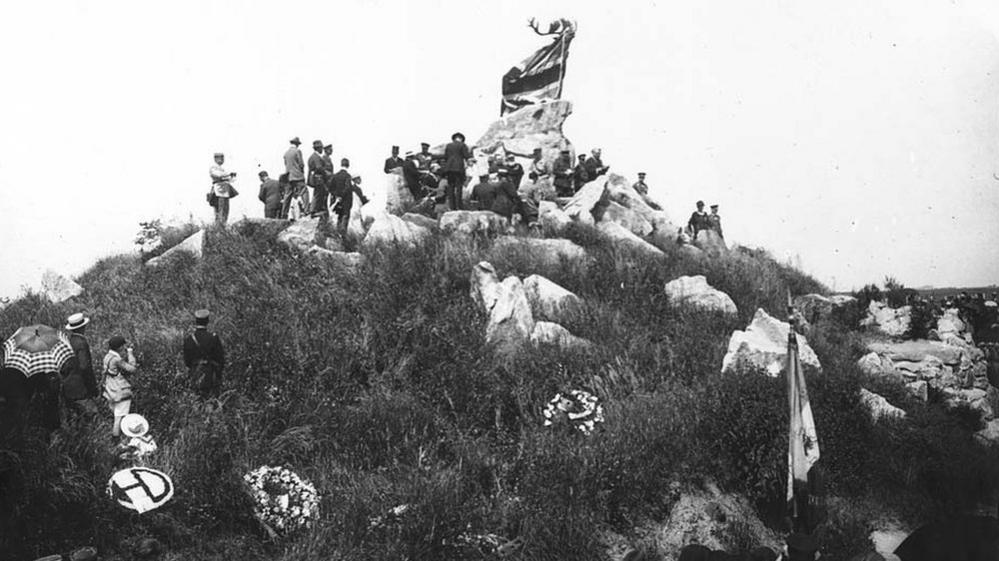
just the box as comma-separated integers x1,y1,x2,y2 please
121,413,150,438
65,312,90,331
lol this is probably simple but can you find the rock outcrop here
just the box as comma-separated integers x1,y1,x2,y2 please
859,389,907,422
523,274,582,323
306,247,365,269
277,219,321,252
793,293,857,325
385,170,415,215
363,212,431,247
663,275,737,315
562,179,607,226
693,229,727,256
861,301,911,337
531,321,592,351
486,276,536,355
146,229,205,268
600,201,653,237
597,222,664,258
473,100,574,173
537,201,572,234
721,308,821,376
39,270,83,303
490,237,591,270
439,210,510,236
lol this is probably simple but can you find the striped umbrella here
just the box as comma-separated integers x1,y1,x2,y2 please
2,324,74,378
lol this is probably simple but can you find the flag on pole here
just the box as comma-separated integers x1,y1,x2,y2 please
786,297,820,532
500,18,576,115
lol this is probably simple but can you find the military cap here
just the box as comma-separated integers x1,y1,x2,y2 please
213,152,224,158
312,139,323,148
194,309,210,324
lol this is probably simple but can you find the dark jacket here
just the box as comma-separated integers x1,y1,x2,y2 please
330,169,367,214
573,162,590,191
258,178,282,210
183,329,225,370
308,152,327,187
552,156,573,191
443,141,472,173
64,332,97,399
384,156,404,173
688,211,710,234
470,180,497,211
492,179,520,218
583,156,607,178
401,159,422,197
506,163,525,189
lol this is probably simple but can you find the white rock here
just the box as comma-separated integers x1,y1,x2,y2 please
721,308,822,376
439,210,510,236
663,275,737,315
693,229,727,256
603,173,675,232
935,307,967,339
975,419,999,446
486,276,536,355
363,211,431,247
530,321,592,351
597,221,664,258
276,218,321,252
470,261,501,312
146,229,205,267
538,200,572,234
523,275,583,322
306,247,365,268
490,237,591,270
906,380,928,402
385,170,415,215
861,301,911,337
857,352,898,381
473,100,574,173
401,213,439,231
600,201,654,237
866,340,963,366
39,270,83,303
859,388,907,421
562,179,607,225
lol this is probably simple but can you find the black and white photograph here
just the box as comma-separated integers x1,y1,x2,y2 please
1,1,998,560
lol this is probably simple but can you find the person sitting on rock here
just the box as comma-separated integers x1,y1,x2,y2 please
707,204,723,238
469,173,496,211
552,149,574,197
421,163,442,197
687,200,710,239
573,154,590,192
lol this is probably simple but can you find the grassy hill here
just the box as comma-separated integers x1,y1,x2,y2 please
1,221,996,560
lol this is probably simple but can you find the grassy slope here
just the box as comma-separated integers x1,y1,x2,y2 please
1,222,996,561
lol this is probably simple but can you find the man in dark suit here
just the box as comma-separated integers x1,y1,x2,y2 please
573,154,590,192
552,149,574,197
257,171,283,218
443,132,472,210
583,148,608,178
307,140,327,212
182,309,225,400
330,158,369,233
468,173,496,211
504,154,525,189
384,145,404,173
401,152,423,198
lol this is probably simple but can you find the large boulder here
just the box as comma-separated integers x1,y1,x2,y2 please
490,237,591,270
975,419,999,446
859,389,907,422
146,229,205,267
599,201,653,237
794,293,856,325
523,275,583,322
693,229,727,256
401,213,439,231
866,340,964,365
530,321,592,351
306,247,365,269
562,179,607,225
857,351,902,383
276,219,321,252
934,307,970,343
470,261,501,311
39,270,83,303
603,173,675,233
861,301,911,337
363,211,431,248
597,221,664,258
473,100,574,173
439,210,510,236
485,276,536,355
721,308,822,376
663,275,737,315
385,170,416,215
538,200,572,234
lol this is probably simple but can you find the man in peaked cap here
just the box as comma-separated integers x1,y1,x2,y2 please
632,172,649,195
443,132,473,210
708,203,724,238
416,142,434,172
384,145,404,174
282,137,308,218
182,309,225,400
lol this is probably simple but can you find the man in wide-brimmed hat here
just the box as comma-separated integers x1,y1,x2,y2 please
443,132,473,210
307,140,329,214
62,312,99,416
182,309,225,400
282,137,308,218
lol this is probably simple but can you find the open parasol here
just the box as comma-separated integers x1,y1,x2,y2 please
2,324,74,378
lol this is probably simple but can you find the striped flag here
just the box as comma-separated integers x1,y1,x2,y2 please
500,19,576,115
786,300,820,532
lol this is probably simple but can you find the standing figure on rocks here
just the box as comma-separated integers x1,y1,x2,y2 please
62,312,98,417
402,151,423,198
183,309,225,400
209,152,237,226
708,204,724,238
283,137,309,218
632,172,648,195
687,200,710,239
528,147,549,182
416,142,434,171
573,154,590,192
504,154,525,189
491,168,521,221
584,148,608,178
102,335,138,437
329,159,369,234
552,149,574,197
257,171,283,219
384,145,404,173
443,132,473,210
307,140,328,213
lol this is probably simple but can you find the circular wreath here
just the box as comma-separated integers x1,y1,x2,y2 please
243,466,319,535
542,389,605,435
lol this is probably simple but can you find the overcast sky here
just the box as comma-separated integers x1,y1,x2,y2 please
1,0,998,298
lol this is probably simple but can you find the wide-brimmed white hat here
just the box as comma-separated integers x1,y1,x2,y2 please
65,313,90,331
121,413,150,438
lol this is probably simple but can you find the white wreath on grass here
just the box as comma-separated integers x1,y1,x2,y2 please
542,389,605,435
243,465,319,535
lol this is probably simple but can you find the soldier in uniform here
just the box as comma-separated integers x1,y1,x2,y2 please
416,142,434,171
528,147,549,181
573,154,590,192
633,172,648,195
504,154,525,189
552,149,574,197
182,309,225,400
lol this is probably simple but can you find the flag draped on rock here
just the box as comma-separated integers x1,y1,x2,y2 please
500,18,576,115
786,313,820,532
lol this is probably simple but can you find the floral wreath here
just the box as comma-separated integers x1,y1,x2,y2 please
542,389,605,435
243,465,319,535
